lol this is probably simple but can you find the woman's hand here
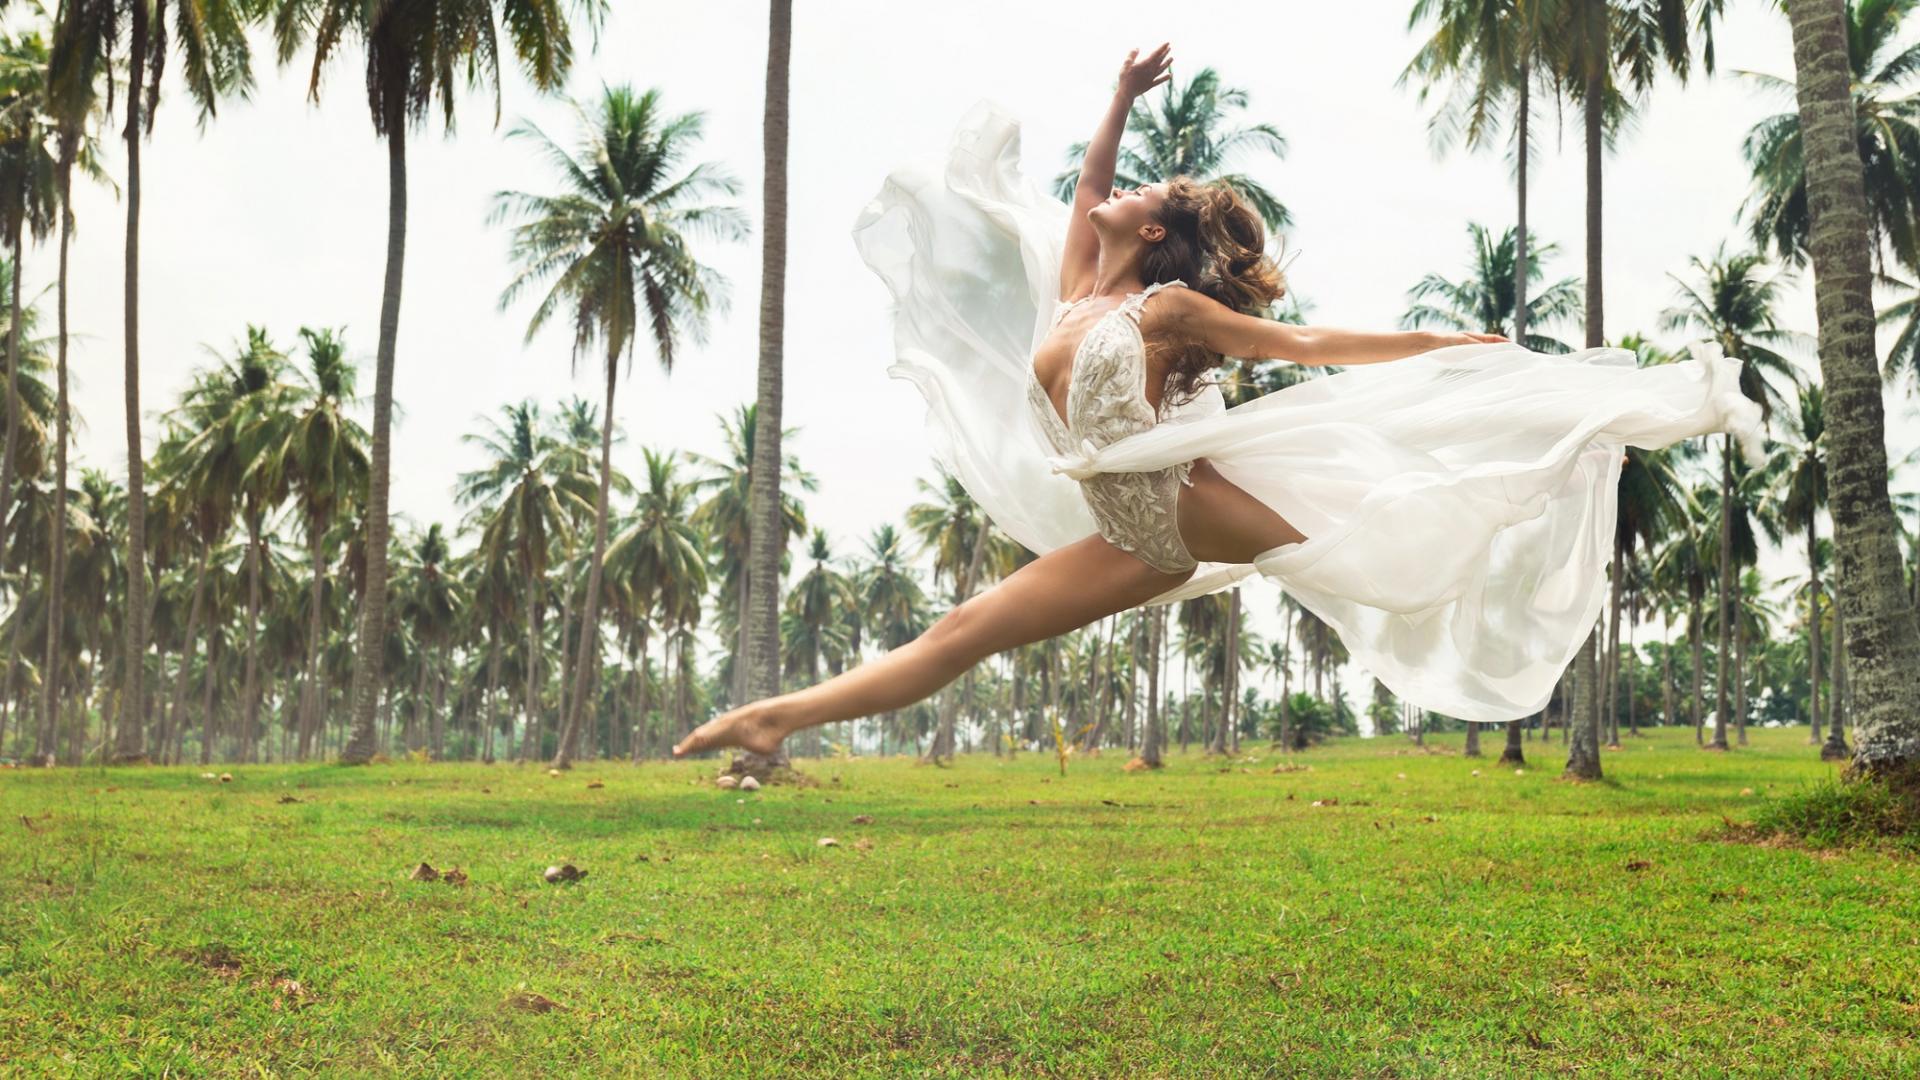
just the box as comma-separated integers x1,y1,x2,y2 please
1117,43,1173,99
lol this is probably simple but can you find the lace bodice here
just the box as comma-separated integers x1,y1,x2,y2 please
1026,279,1197,573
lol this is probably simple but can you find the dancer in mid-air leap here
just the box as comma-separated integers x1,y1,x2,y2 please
674,42,1760,760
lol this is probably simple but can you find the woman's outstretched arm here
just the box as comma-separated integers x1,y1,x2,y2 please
1162,287,1508,366
1059,44,1174,300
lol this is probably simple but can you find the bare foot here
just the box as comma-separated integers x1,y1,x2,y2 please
671,701,789,758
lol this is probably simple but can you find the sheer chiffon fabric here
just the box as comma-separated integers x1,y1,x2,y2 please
850,97,1765,724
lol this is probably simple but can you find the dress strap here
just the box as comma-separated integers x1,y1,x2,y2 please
1119,279,1186,322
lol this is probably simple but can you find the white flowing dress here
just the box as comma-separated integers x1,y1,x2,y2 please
849,97,1765,724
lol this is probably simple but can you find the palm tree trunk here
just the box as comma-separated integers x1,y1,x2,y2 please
40,144,75,764
169,545,211,762
339,74,408,765
521,546,539,763
1564,38,1607,783
1690,587,1705,743
1662,608,1676,728
1807,517,1824,744
200,634,219,765
632,625,650,762
1735,607,1749,746
927,516,991,763
1140,607,1165,766
1710,441,1733,751
1513,57,1531,346
300,511,326,759
1823,587,1851,760
241,514,264,763
115,2,152,765
0,225,18,611
736,0,794,781
485,626,503,764
1787,0,1920,786
553,356,619,769
1498,718,1525,765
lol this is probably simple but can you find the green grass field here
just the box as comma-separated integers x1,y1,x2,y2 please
3,726,1915,1077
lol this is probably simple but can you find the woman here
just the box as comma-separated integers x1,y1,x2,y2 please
673,43,1760,758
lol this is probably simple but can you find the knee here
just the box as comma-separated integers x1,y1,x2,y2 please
926,596,987,656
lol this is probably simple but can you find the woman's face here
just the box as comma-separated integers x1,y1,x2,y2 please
1090,180,1168,243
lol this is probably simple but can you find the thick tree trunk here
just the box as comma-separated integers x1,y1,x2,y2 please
1787,0,1920,785
733,0,794,781
1498,718,1525,766
339,78,407,765
0,222,19,610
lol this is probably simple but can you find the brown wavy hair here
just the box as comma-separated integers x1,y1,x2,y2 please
1140,175,1289,409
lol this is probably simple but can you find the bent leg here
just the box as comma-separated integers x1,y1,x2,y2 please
1175,457,1308,565
671,532,1196,757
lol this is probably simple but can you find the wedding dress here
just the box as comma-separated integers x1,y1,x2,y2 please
849,97,1764,724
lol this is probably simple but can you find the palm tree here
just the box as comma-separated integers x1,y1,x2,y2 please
1739,0,1920,277
1401,0,1557,343
905,470,1008,763
741,0,795,780
275,327,367,756
456,401,593,763
491,82,744,770
1784,0,1920,787
1661,244,1801,750
1400,222,1582,350
1603,444,1685,746
274,0,606,766
686,402,811,717
1544,0,1719,782
781,528,855,748
850,523,929,753
1696,447,1786,749
604,447,708,759
0,27,57,678
1051,65,1290,231
39,6,112,771
62,0,261,763
1772,383,1831,746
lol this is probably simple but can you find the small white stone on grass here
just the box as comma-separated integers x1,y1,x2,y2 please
817,837,839,847
740,776,762,791
714,775,739,789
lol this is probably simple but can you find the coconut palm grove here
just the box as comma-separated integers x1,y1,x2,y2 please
3,0,1920,1075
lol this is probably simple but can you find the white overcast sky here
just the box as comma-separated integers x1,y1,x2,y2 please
33,1,1920,713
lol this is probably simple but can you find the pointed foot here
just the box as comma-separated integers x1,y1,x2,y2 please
671,702,788,759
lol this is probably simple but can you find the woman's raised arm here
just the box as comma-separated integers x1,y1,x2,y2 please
1163,287,1508,367
1059,44,1173,301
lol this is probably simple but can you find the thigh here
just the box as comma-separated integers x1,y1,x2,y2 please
939,531,1196,659
1175,457,1308,565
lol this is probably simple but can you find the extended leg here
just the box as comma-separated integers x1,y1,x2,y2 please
671,531,1196,757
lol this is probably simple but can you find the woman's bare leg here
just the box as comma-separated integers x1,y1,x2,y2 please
671,531,1196,757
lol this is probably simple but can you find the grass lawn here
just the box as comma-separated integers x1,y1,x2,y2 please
2,725,1915,1077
